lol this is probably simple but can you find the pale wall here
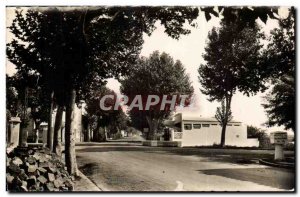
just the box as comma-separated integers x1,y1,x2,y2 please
177,122,259,147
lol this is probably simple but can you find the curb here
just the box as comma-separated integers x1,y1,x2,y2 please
259,159,295,169
74,170,102,191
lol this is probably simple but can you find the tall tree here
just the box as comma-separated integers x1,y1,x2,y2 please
262,9,295,131
198,21,265,147
120,51,194,140
53,105,64,155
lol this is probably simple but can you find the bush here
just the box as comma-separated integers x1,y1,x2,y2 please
112,132,123,140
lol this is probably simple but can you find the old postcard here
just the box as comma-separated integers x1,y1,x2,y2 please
6,6,295,192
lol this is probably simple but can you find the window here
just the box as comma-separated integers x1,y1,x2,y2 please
184,124,192,130
202,124,210,127
193,124,201,129
227,124,232,126
211,124,218,126
234,124,240,126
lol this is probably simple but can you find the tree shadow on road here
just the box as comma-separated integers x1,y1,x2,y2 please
197,167,295,190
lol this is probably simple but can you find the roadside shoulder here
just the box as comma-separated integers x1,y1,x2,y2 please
74,170,102,191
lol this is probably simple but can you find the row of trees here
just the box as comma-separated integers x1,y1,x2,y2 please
7,6,200,175
84,85,128,142
7,6,289,174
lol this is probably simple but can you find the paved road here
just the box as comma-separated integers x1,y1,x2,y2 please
76,142,295,192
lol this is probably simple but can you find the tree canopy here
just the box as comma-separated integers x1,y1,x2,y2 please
198,22,265,102
120,51,194,139
262,9,295,132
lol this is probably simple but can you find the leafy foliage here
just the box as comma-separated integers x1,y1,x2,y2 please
120,51,194,139
247,125,267,148
261,8,295,79
263,73,295,131
6,74,20,119
262,9,295,131
6,71,50,126
128,110,149,131
198,22,265,102
121,51,194,110
247,125,265,138
202,6,280,26
84,84,128,141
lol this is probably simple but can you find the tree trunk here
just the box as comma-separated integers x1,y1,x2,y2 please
94,116,107,142
19,122,26,146
93,119,100,141
220,95,232,147
53,105,64,155
47,91,54,151
220,124,227,147
105,126,108,141
65,88,78,176
92,128,98,142
146,116,159,140
86,125,91,142
19,87,28,147
97,127,107,142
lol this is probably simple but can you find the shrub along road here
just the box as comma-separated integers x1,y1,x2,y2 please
76,142,294,192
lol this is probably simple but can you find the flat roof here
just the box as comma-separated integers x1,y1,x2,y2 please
183,117,241,123
176,114,242,123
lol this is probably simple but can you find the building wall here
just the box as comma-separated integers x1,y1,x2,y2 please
178,121,259,147
223,124,259,147
181,122,221,146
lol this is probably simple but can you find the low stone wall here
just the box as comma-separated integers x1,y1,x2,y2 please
142,140,181,147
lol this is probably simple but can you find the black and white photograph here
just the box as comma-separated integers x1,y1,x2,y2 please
4,3,295,192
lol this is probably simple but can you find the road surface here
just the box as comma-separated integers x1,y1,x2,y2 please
76,142,294,192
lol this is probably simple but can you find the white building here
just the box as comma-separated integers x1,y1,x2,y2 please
164,113,259,147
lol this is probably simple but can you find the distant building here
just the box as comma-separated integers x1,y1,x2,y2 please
164,113,259,147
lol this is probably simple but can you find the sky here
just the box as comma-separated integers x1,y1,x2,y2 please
6,7,293,135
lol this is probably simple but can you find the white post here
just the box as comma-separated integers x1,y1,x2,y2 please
8,117,22,148
35,129,39,143
274,144,285,161
270,131,287,161
42,124,48,146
